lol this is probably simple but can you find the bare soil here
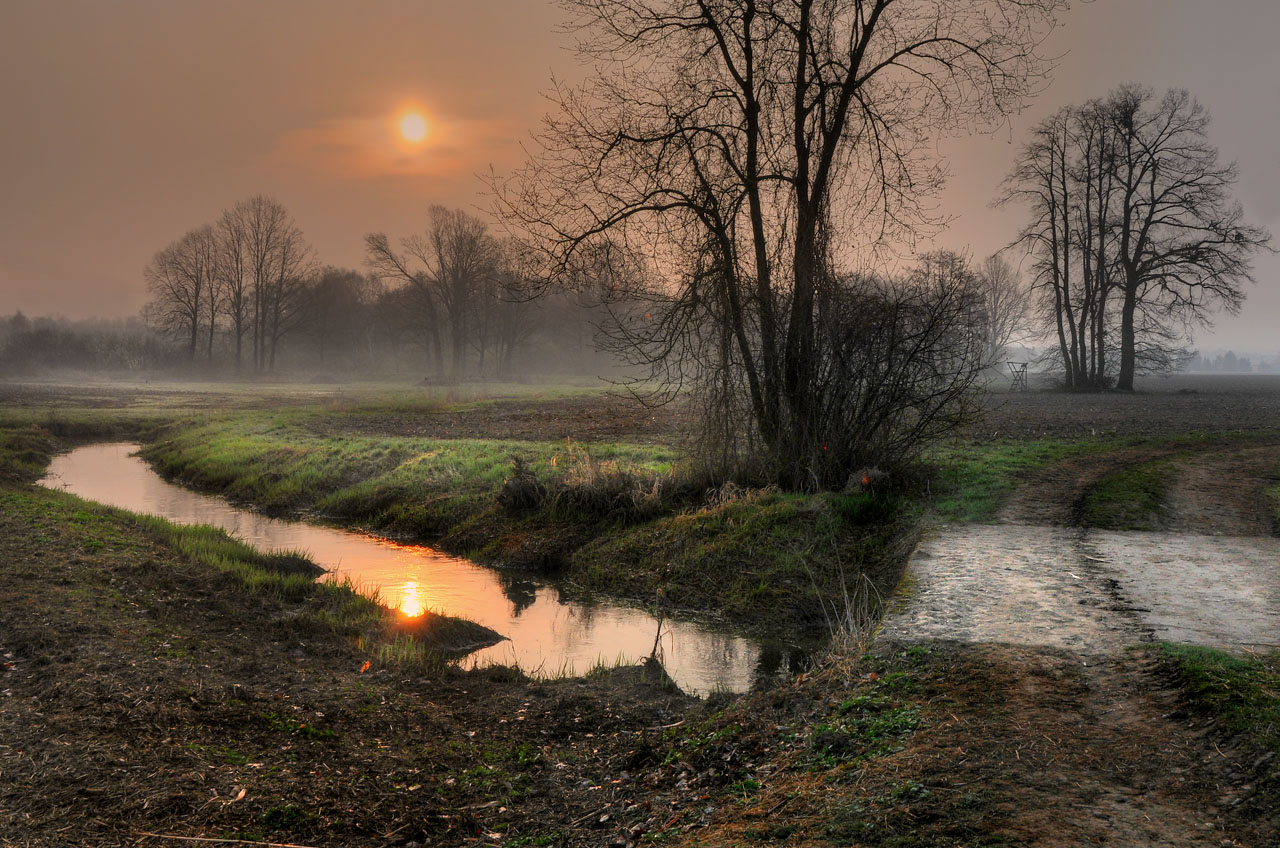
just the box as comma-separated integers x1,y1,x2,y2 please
683,645,1276,847
307,394,691,444
966,373,1280,441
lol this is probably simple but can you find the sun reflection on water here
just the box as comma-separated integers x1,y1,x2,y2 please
399,580,424,617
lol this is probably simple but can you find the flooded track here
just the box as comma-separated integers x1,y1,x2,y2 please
880,522,1280,653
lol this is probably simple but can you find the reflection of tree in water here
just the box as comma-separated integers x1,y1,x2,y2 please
645,620,807,692
498,574,539,617
564,600,598,629
752,643,808,691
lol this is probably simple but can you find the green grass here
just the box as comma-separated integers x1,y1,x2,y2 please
925,439,1104,523
0,426,62,481
927,431,1273,525
1080,457,1179,530
142,412,680,517
572,490,912,631
1156,644,1280,790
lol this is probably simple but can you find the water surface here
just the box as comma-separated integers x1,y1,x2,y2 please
40,443,801,694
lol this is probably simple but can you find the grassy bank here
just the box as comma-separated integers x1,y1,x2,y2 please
134,408,912,636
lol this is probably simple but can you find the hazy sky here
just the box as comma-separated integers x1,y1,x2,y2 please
2,0,1277,352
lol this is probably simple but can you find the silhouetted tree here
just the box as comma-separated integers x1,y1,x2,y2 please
143,225,218,361
1006,86,1271,389
367,206,498,380
498,0,1063,487
299,267,375,366
976,254,1031,368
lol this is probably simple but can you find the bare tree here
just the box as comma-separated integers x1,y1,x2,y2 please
366,232,445,377
817,252,987,475
976,254,1031,367
1107,87,1270,389
366,206,497,380
143,225,218,361
226,196,313,373
300,267,377,367
498,0,1063,487
483,240,541,378
216,207,252,371
1005,86,1271,389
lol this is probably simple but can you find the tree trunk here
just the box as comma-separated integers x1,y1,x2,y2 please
1116,282,1138,390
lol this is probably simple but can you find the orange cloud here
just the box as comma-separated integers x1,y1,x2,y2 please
269,109,524,182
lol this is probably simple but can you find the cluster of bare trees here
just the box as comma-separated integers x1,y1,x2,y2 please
1003,85,1271,389
366,206,543,380
144,196,314,372
498,0,1064,487
143,199,618,377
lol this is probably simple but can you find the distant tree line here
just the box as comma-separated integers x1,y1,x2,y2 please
140,198,617,378
0,312,174,375
1003,85,1271,390
1185,350,1254,373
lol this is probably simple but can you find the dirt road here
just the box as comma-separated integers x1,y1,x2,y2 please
875,438,1280,846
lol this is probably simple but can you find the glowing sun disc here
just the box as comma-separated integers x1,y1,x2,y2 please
399,112,428,143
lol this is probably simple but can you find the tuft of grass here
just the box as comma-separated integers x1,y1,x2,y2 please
0,427,62,481
261,711,339,741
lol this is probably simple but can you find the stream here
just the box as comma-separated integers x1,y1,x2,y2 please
39,443,804,695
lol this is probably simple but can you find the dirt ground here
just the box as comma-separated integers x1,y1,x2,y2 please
874,377,1280,846
306,394,691,444
2,376,1279,846
307,373,1280,446
966,373,1280,441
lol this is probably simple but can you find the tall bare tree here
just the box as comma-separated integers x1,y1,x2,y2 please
216,206,252,371
1006,86,1271,389
976,254,1031,368
498,0,1063,486
367,206,497,380
143,225,218,361
226,196,313,373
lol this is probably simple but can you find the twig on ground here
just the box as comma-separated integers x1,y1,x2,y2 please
137,835,321,848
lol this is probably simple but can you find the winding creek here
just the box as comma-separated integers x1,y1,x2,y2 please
39,443,802,695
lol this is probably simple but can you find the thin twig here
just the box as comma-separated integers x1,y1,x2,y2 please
137,834,321,848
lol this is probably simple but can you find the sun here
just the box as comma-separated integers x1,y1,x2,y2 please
399,111,428,143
